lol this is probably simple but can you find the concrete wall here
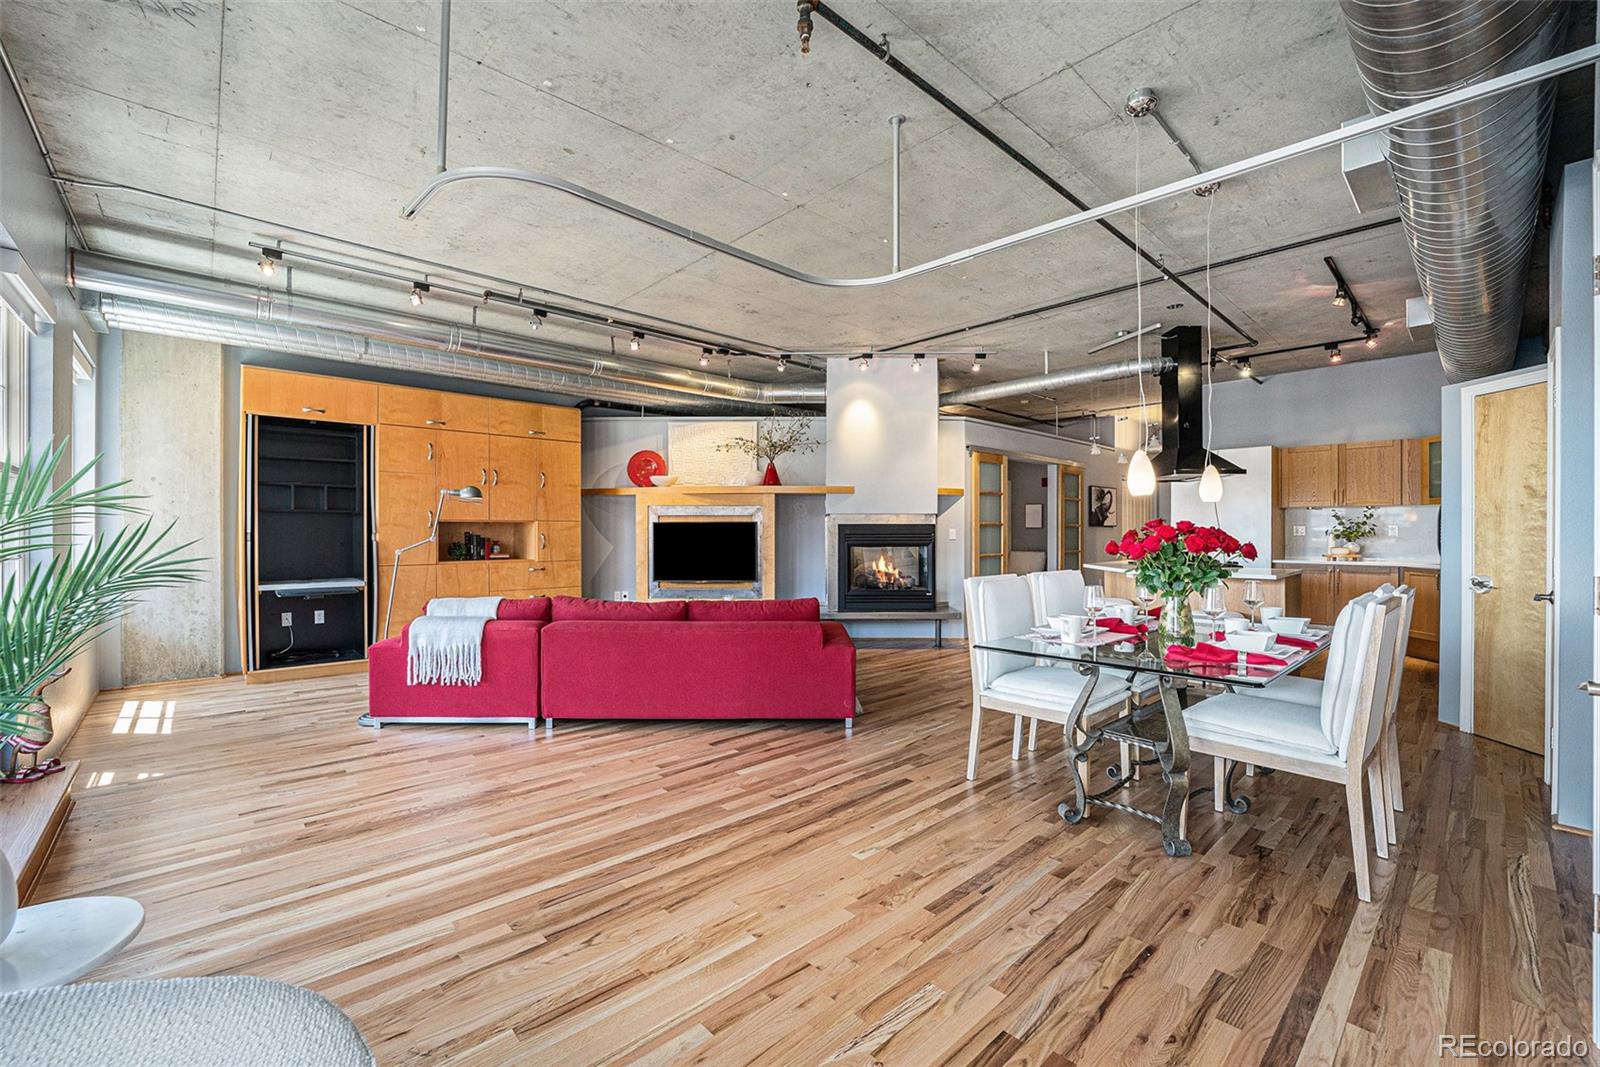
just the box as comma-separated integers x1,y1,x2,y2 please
117,334,226,684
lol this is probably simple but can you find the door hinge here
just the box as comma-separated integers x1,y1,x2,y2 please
1594,576,1600,615
1592,254,1600,295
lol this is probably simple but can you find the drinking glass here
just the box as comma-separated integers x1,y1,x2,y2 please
1202,586,1227,640
1135,580,1159,620
1242,580,1264,626
1083,584,1106,623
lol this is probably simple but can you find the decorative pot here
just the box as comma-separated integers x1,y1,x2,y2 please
1158,595,1195,644
761,461,781,486
0,672,66,785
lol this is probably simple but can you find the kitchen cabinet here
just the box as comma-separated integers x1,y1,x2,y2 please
242,367,377,425
1402,567,1440,661
489,398,581,442
1296,564,1401,626
1422,436,1442,504
1278,445,1340,507
378,384,491,433
1299,565,1334,625
1276,440,1405,509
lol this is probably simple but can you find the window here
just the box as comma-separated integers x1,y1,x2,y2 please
0,303,27,466
72,335,97,546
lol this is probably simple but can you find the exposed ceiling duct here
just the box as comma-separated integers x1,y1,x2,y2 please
1339,0,1570,382
70,253,824,412
938,355,1172,408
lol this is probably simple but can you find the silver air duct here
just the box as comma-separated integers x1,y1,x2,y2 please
1340,0,1568,382
938,356,1173,408
71,253,825,411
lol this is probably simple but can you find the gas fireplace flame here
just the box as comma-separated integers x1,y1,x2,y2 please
871,554,901,586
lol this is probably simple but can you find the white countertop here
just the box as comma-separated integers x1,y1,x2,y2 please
1273,557,1441,571
1085,562,1300,581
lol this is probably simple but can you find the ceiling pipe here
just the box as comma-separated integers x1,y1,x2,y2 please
1339,0,1569,381
939,356,1172,408
888,114,905,272
70,253,824,410
435,0,451,174
400,41,1600,290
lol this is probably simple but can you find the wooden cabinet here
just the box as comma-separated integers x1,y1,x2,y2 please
532,521,581,562
536,440,582,521
488,558,581,596
1299,565,1335,625
1340,440,1403,506
242,367,377,425
1298,564,1400,627
488,436,539,521
1422,436,1442,504
376,425,438,476
1402,567,1440,661
377,564,436,637
489,398,580,441
378,385,491,433
437,430,490,520
376,471,437,565
435,561,491,598
1279,445,1340,507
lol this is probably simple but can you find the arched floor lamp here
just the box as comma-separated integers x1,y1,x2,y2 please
381,485,483,640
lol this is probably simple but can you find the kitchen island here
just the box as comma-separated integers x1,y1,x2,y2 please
1084,562,1302,617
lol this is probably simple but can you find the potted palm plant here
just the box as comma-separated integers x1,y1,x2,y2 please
0,443,200,783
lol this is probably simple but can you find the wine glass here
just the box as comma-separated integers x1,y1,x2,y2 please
1083,584,1106,624
1135,579,1159,621
1242,580,1264,626
1202,586,1227,640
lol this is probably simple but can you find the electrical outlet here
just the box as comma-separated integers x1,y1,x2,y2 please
280,612,293,627
614,590,631,601
1386,524,1399,537
1292,525,1306,537
313,610,325,624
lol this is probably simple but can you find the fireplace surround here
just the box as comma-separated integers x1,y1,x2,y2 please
835,523,936,611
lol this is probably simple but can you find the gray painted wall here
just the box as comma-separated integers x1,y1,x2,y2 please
1207,352,1449,449
1009,461,1048,554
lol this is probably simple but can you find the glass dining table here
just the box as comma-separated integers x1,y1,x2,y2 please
972,625,1331,857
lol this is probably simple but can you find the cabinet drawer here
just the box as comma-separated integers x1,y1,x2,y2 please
376,425,439,476
488,559,580,594
243,367,377,424
489,399,581,441
435,561,491,597
532,521,580,561
379,386,491,433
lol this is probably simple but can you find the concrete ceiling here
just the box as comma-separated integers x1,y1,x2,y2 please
1,0,1492,419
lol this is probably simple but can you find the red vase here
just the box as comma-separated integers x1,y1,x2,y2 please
761,461,781,486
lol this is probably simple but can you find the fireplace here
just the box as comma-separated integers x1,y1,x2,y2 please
836,524,936,611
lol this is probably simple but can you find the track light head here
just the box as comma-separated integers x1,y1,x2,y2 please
972,351,986,373
529,308,547,330
776,354,790,372
1365,330,1379,349
700,348,712,367
409,282,430,306
256,248,283,277
1332,286,1348,308
858,352,872,373
1238,359,1253,379
1326,344,1342,365
911,352,925,372
629,331,643,352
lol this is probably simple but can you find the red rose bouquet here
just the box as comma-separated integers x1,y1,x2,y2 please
1103,519,1258,641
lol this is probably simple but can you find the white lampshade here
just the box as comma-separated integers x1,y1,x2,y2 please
1197,462,1224,503
1127,448,1156,497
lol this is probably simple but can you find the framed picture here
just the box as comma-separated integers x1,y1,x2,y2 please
1024,503,1043,529
1088,485,1117,527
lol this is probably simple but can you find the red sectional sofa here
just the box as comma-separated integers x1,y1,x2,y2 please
365,596,857,728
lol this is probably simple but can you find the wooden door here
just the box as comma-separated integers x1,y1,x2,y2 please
376,471,437,566
1278,445,1338,507
1300,565,1334,626
437,431,490,521
536,440,582,521
1057,464,1083,570
1335,566,1399,606
377,564,435,639
1340,440,1403,506
971,451,1008,576
489,436,538,521
376,425,438,476
242,367,377,424
377,385,446,429
533,521,580,562
1472,381,1548,754
1402,568,1440,661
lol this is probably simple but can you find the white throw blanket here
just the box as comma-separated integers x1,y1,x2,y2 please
407,597,503,686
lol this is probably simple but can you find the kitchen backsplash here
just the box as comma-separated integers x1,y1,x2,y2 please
1281,505,1441,562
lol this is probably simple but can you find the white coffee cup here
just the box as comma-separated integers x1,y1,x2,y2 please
1259,606,1284,623
1057,614,1090,643
1112,603,1137,624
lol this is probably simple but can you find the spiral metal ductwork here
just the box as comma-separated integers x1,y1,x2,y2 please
71,253,824,412
1340,0,1568,382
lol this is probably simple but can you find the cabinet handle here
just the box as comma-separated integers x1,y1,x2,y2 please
528,429,546,436
426,419,447,426
426,441,434,462
426,508,434,526
302,406,326,414
491,468,499,486
480,468,488,485
528,565,546,573
539,471,547,489
539,532,548,550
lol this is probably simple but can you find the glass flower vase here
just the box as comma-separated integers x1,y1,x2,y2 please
1158,595,1195,644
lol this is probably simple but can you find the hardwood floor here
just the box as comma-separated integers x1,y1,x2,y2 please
35,650,1595,1065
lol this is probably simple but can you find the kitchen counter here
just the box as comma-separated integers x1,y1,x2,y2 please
1086,562,1301,580
1273,557,1441,571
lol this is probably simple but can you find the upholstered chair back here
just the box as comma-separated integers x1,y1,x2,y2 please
964,575,1036,691
1320,593,1377,753
1382,586,1417,724
1358,595,1404,759
1026,569,1085,624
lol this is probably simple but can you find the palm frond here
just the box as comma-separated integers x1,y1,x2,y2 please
0,440,147,561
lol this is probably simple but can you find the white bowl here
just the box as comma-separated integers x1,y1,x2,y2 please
1222,631,1274,654
1265,616,1310,636
649,474,680,487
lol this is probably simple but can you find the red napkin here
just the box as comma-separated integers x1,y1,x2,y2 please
1094,618,1148,636
1274,635,1318,650
1164,642,1287,667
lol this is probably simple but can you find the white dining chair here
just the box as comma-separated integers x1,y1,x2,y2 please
1026,570,1160,776
963,575,1131,782
1181,593,1402,902
1237,583,1415,844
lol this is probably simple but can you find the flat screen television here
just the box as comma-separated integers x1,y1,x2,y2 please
652,521,758,583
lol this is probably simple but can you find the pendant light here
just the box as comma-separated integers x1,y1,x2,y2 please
1126,104,1154,498
1196,181,1224,504
1128,447,1157,496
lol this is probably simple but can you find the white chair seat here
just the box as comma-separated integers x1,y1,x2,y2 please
1183,692,1338,758
1253,675,1322,706
986,666,1130,713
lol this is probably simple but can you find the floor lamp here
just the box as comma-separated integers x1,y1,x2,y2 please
382,485,483,639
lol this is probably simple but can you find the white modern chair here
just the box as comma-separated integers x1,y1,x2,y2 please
1238,583,1415,844
1181,593,1401,902
963,574,1131,781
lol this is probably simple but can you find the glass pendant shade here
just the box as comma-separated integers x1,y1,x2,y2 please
1197,462,1224,503
1127,448,1156,497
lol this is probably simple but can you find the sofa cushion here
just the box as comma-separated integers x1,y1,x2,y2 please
685,597,820,623
551,596,688,622
496,596,552,621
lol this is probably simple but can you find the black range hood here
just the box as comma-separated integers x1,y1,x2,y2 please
1155,326,1246,482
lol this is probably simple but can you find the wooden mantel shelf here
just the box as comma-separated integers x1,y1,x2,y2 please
583,485,854,496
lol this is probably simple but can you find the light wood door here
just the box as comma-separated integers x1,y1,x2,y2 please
377,471,437,566
1057,464,1083,570
532,521,580,562
1402,568,1440,661
376,425,438,476
242,367,377,424
488,399,581,441
377,564,435,638
971,451,1008,576
488,436,538,521
1340,440,1403,506
377,386,490,433
1472,381,1548,754
1300,565,1334,626
1278,446,1339,507
437,431,490,521
535,440,582,521
435,562,491,597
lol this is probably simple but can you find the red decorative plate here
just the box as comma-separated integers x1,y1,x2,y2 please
627,450,667,487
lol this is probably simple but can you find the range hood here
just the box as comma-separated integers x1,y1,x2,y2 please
1155,326,1246,481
